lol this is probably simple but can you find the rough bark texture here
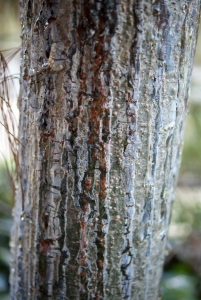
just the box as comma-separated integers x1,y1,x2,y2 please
11,1,200,299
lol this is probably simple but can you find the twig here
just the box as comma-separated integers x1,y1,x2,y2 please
0,121,24,147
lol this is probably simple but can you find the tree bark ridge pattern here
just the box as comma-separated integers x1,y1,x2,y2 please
11,0,201,299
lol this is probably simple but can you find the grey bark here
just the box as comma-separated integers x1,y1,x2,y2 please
10,0,200,299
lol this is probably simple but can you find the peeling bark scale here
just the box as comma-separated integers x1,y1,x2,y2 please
10,1,200,299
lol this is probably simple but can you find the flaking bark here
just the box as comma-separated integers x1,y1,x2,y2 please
11,1,201,299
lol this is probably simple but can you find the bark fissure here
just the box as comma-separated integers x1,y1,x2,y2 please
11,0,201,299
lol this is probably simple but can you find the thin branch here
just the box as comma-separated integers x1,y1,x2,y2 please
0,121,24,147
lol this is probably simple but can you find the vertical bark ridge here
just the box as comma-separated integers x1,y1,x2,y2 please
62,1,118,298
10,1,201,299
119,1,143,298
75,2,118,298
130,1,201,299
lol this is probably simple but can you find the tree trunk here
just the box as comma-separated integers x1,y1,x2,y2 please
10,0,200,299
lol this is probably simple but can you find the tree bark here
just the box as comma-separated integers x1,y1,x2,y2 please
11,0,200,299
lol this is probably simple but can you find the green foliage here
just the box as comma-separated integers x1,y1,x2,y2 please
181,103,201,180
0,163,13,206
172,188,201,232
162,272,198,300
0,163,13,298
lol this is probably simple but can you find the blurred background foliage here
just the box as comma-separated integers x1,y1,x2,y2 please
0,1,201,299
0,0,20,47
